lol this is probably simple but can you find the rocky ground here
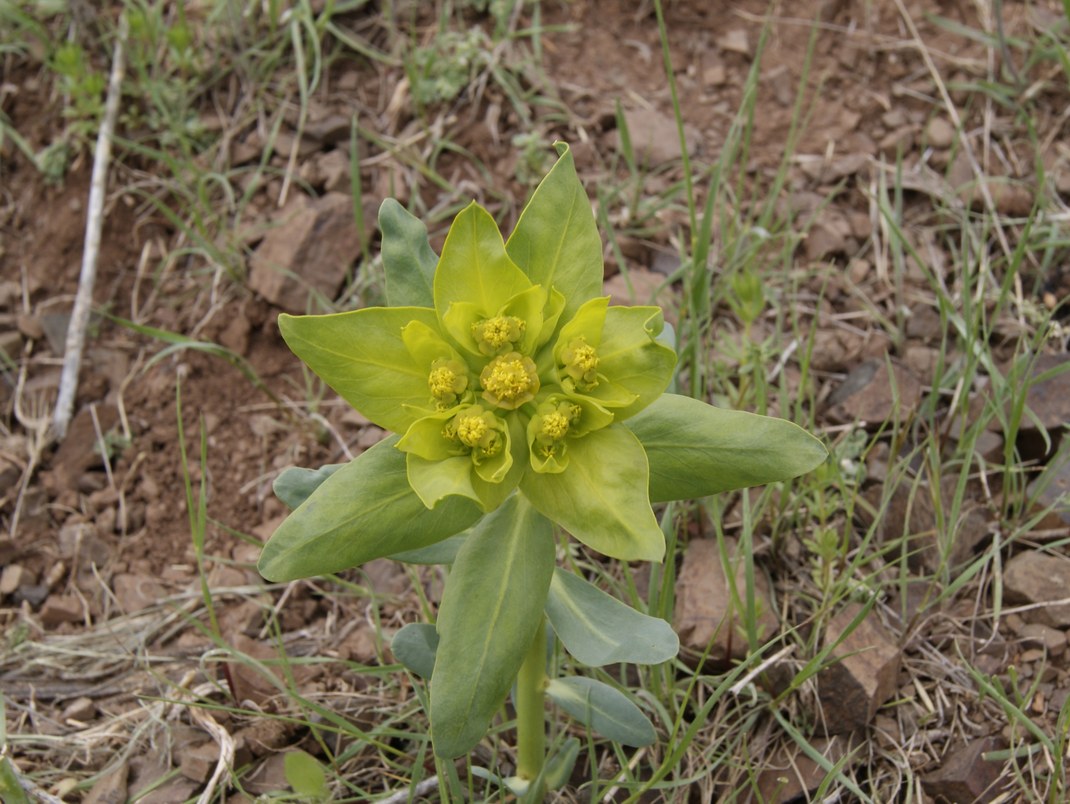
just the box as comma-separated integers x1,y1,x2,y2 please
2,0,1070,800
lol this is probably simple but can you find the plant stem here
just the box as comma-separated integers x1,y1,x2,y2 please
516,617,547,787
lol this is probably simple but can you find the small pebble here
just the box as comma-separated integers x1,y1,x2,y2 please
925,117,955,149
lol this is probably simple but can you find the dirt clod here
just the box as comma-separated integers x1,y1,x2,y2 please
247,192,362,313
674,536,778,669
1003,551,1070,627
921,736,1008,804
816,603,901,734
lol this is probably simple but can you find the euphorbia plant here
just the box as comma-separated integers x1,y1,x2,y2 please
258,143,826,797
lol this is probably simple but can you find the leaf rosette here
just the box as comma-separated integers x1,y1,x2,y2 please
272,144,676,562
258,143,828,762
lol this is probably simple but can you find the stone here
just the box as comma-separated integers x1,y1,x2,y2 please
218,309,252,357
135,777,199,804
925,116,955,148
235,718,293,759
304,113,352,145
702,63,727,86
247,192,361,313
674,537,779,669
361,558,409,598
44,404,120,492
1027,455,1070,530
178,741,219,783
827,359,922,425
921,736,1008,803
1003,551,1070,627
0,329,24,363
1022,354,1070,431
317,149,351,192
1014,620,1065,655
751,736,852,803
804,207,854,261
718,29,750,55
45,561,66,588
61,696,96,722
226,634,285,707
14,584,49,607
905,304,943,342
83,762,129,804
0,563,26,595
810,327,864,373
865,474,991,573
113,573,162,613
903,344,940,378
815,602,901,734
618,107,697,166
40,594,84,627
40,310,72,355
242,753,290,795
338,622,379,664
16,312,45,339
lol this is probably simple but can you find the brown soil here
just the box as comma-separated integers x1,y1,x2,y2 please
2,0,1069,800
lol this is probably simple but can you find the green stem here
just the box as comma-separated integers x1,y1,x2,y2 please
516,617,547,788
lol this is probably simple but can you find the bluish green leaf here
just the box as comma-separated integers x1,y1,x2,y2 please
279,307,439,434
507,143,603,319
258,437,481,582
625,394,829,502
430,495,555,758
273,464,344,510
380,198,438,308
284,750,328,800
392,623,439,679
521,425,664,562
545,677,656,747
390,533,466,564
545,738,581,791
545,569,678,666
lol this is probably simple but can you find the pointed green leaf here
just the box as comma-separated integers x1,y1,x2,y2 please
625,394,829,502
0,757,30,804
380,198,438,308
434,203,533,350
279,307,439,434
507,143,603,319
392,623,439,679
545,569,678,666
258,437,481,582
521,425,664,562
273,464,344,510
430,495,555,758
546,677,656,747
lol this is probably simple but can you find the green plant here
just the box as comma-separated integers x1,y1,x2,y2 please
256,143,826,797
407,26,492,108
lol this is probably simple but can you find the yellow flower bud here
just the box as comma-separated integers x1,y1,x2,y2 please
472,315,526,356
480,352,539,409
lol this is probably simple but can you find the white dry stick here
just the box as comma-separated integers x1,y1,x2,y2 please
53,14,129,439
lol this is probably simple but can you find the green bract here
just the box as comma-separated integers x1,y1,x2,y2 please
272,146,677,562
258,143,828,776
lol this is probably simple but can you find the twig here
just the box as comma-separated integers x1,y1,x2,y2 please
18,774,66,804
381,775,440,804
53,14,129,439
